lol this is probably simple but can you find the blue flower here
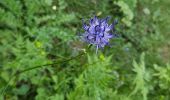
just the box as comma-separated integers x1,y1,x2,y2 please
82,16,118,53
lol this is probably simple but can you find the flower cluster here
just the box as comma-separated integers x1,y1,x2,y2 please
82,16,118,53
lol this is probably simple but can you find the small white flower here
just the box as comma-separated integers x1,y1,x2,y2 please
52,5,57,10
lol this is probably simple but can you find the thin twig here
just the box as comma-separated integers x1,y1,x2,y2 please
15,52,85,76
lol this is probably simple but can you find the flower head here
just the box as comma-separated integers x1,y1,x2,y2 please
82,16,118,53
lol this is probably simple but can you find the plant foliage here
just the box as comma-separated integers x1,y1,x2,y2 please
0,0,170,100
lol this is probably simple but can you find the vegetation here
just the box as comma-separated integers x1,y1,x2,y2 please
0,0,170,100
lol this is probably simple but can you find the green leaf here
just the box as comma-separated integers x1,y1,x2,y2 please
14,84,30,95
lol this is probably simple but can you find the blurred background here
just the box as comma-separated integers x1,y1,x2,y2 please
0,0,170,100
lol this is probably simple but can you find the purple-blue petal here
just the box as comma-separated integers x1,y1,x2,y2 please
82,16,118,52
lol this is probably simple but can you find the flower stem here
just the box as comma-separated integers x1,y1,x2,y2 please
15,52,85,76
15,44,92,76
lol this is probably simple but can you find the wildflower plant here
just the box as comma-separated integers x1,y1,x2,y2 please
0,0,169,100
82,16,118,53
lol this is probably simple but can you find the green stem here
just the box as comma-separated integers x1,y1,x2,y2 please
15,44,92,75
15,52,85,76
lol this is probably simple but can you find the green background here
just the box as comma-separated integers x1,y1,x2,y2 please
0,0,170,100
